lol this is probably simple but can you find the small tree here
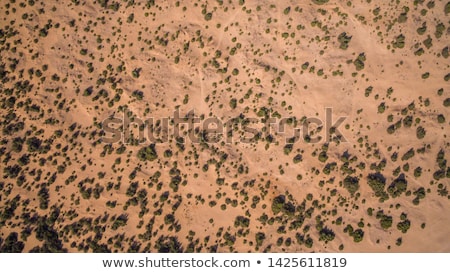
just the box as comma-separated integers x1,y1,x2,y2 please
255,232,266,247
380,215,393,229
137,144,158,161
343,176,359,196
416,126,426,139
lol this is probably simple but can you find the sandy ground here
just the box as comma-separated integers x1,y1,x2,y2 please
0,0,448,253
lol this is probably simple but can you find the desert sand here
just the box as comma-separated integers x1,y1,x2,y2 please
0,0,449,253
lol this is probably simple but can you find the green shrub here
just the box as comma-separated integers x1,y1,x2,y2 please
352,229,364,242
397,220,411,233
234,216,250,228
318,151,328,162
416,126,426,139
367,173,386,198
137,144,158,161
343,176,359,195
271,195,289,215
403,116,413,127
283,144,293,155
312,0,329,4
401,148,415,161
387,174,408,198
435,23,445,39
293,154,302,163
393,34,405,48
319,227,335,242
417,23,427,35
414,167,422,177
353,53,366,71
442,46,449,58
132,69,141,78
301,62,309,70
387,124,396,134
377,102,386,113
229,98,237,109
338,32,352,50
444,98,450,107
423,36,433,49
380,215,393,229
255,232,266,247
398,12,407,23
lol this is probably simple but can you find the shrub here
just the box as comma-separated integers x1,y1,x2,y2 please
397,220,411,233
11,137,24,152
293,154,302,163
0,232,25,253
127,13,134,23
401,148,415,161
283,144,293,155
271,195,285,214
234,216,250,228
229,98,237,109
416,126,426,139
402,115,413,127
318,151,328,162
393,34,405,48
353,53,366,71
414,167,422,177
126,182,139,197
365,86,373,97
435,23,445,39
137,144,158,161
444,98,450,107
312,0,329,4
319,227,335,242
387,124,396,134
132,69,141,78
423,36,432,49
377,102,386,113
255,232,266,247
367,173,386,198
83,86,93,96
352,229,364,242
216,178,225,186
338,32,352,50
132,90,144,100
301,62,309,70
380,215,393,229
154,236,183,253
387,174,408,198
343,176,359,195
433,169,446,180
398,12,407,23
26,137,42,152
38,186,49,210
442,46,449,58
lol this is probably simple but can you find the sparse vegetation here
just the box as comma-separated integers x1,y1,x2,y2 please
0,0,447,255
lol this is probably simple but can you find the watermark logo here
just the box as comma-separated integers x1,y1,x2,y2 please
101,108,347,145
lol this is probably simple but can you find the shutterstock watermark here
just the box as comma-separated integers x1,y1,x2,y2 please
101,108,347,145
